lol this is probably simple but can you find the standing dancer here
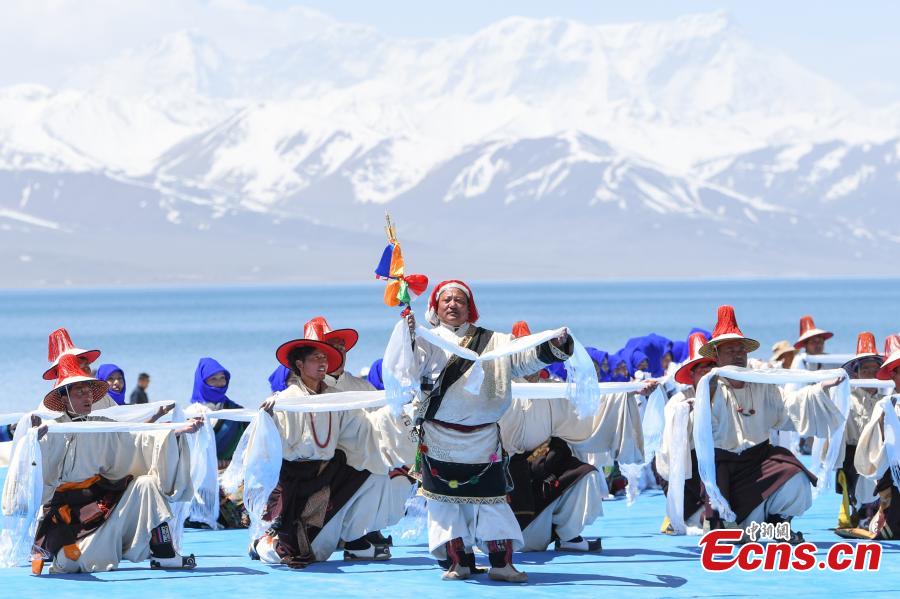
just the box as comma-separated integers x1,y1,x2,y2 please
404,281,574,582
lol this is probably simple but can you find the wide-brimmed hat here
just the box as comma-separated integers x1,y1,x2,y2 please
275,338,343,374
43,353,109,412
842,332,884,373
770,340,795,363
794,315,833,349
303,316,359,353
698,305,761,358
884,334,900,358
42,327,101,381
876,350,900,381
675,332,717,385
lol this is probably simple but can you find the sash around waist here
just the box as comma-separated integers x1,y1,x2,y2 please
422,420,500,464
430,419,495,433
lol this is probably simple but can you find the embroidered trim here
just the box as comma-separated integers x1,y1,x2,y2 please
549,342,569,361
420,488,508,504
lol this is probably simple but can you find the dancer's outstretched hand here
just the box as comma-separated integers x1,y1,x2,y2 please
176,417,203,436
638,380,659,397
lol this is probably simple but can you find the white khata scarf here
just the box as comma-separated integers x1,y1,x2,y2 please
382,318,601,418
797,353,856,368
0,413,210,568
218,378,651,543
692,366,849,522
664,400,692,535
663,378,896,535
617,384,668,504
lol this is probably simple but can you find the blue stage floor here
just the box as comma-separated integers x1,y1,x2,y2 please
1,467,898,598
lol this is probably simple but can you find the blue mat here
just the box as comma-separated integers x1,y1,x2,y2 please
1,467,897,598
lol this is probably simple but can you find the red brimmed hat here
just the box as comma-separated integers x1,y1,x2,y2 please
876,350,900,381
275,338,343,374
42,327,101,381
698,305,761,358
43,353,109,412
425,280,479,326
303,316,359,353
842,332,884,373
511,320,548,378
675,332,717,385
884,334,900,358
794,315,833,349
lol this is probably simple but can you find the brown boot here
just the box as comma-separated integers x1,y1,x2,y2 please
486,539,527,583
440,537,470,581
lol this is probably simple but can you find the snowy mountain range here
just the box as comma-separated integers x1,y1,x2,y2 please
1,10,898,286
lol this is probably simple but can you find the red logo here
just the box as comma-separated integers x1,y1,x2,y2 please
699,529,881,572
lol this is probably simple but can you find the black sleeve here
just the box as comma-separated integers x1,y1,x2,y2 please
536,336,574,364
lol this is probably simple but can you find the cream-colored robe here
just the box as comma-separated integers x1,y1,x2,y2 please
415,322,561,466
325,370,411,531
854,397,900,482
269,382,414,474
847,388,883,446
33,419,193,573
709,379,840,452
498,386,641,550
326,372,376,392
414,322,566,556
499,394,642,463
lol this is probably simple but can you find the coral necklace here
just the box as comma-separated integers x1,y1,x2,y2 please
309,413,333,448
734,389,756,417
303,381,333,448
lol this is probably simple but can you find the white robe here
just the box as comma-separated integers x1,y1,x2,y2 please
33,423,193,573
854,397,900,484
707,379,838,526
326,370,414,530
254,382,414,561
413,322,562,557
498,391,641,549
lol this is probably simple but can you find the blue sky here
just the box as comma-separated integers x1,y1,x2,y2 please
259,0,900,105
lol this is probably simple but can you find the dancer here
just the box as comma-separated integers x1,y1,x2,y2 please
20,354,200,574
404,280,577,582
501,321,645,553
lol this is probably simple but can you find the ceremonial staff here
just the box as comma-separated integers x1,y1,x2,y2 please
373,213,428,348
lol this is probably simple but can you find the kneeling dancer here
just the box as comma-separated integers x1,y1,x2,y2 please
502,321,646,552
14,354,200,574
833,333,885,531
251,335,414,568
696,306,843,539
852,349,900,539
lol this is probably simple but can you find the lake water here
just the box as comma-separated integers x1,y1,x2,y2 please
1,278,898,413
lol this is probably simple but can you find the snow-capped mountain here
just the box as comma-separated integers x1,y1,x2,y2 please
0,10,897,285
